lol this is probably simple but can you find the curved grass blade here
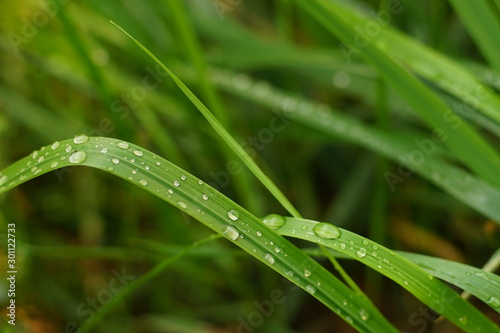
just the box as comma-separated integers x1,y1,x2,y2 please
296,0,500,188
270,216,500,332
0,136,398,332
210,69,500,223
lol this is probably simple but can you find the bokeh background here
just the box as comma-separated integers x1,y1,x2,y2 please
0,1,499,332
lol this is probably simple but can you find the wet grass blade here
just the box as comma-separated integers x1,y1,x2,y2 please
0,136,398,332
296,0,500,188
273,216,500,331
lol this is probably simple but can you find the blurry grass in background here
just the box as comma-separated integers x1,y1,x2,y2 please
0,0,499,332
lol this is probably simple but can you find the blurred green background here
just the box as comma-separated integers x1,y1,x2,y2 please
0,0,498,332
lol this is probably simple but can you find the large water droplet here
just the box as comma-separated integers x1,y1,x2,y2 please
73,134,89,144
223,225,240,240
313,222,341,239
69,151,87,164
111,158,120,165
264,254,275,265
177,201,187,209
51,141,60,150
262,214,286,230
227,209,239,221
356,248,367,258
486,296,500,308
116,141,129,149
133,149,143,157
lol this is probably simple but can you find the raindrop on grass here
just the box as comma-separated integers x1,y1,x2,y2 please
356,248,367,258
133,149,144,157
167,189,174,195
156,161,161,166
359,308,370,321
181,175,187,181
32,151,38,159
486,296,500,308
264,254,275,265
100,147,108,154
458,316,468,325
202,194,209,200
51,141,60,150
50,162,59,168
116,141,129,149
306,285,316,294
256,231,262,237
0,175,7,186
65,146,72,153
313,222,341,239
304,270,311,277
111,158,120,165
73,134,89,144
138,179,148,186
177,201,187,209
223,225,239,241
69,151,87,164
173,180,180,187
227,209,239,221
262,214,285,230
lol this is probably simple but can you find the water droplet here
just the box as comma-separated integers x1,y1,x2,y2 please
372,244,379,250
181,175,187,180
177,201,187,209
133,149,143,157
339,243,346,250
37,157,44,163
264,254,275,265
51,141,60,150
173,180,180,187
227,209,239,221
167,189,174,195
486,296,500,308
306,285,316,294
274,247,282,253
362,240,369,246
101,147,108,153
65,146,72,153
130,158,135,163
356,248,367,258
0,175,7,186
313,222,341,239
156,161,161,166
262,214,286,230
132,169,138,175
256,231,262,237
359,308,370,321
138,179,148,186
403,280,408,285
32,151,39,159
116,141,129,149
69,151,87,164
304,270,311,277
198,180,203,185
223,225,239,240
51,162,59,168
202,194,209,200
458,316,468,325
73,134,89,144
111,158,120,165
427,274,434,280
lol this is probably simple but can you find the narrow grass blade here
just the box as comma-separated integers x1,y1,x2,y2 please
447,0,500,72
273,216,500,332
109,21,301,219
0,137,398,332
297,0,500,188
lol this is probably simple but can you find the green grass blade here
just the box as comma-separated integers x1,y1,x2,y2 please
210,69,500,223
0,136,398,332
297,0,500,188
447,0,500,72
109,21,301,218
273,216,500,332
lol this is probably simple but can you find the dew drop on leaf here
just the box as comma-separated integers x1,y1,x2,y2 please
359,308,370,321
486,296,500,308
111,158,120,165
356,248,367,258
173,180,180,187
116,141,129,149
73,134,89,144
138,179,148,186
69,151,87,164
176,201,187,209
264,254,275,265
223,225,239,240
304,270,311,277
312,222,341,239
100,147,108,154
133,149,143,157
51,141,60,150
202,194,208,200
227,209,239,221
262,214,285,229
306,285,316,294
